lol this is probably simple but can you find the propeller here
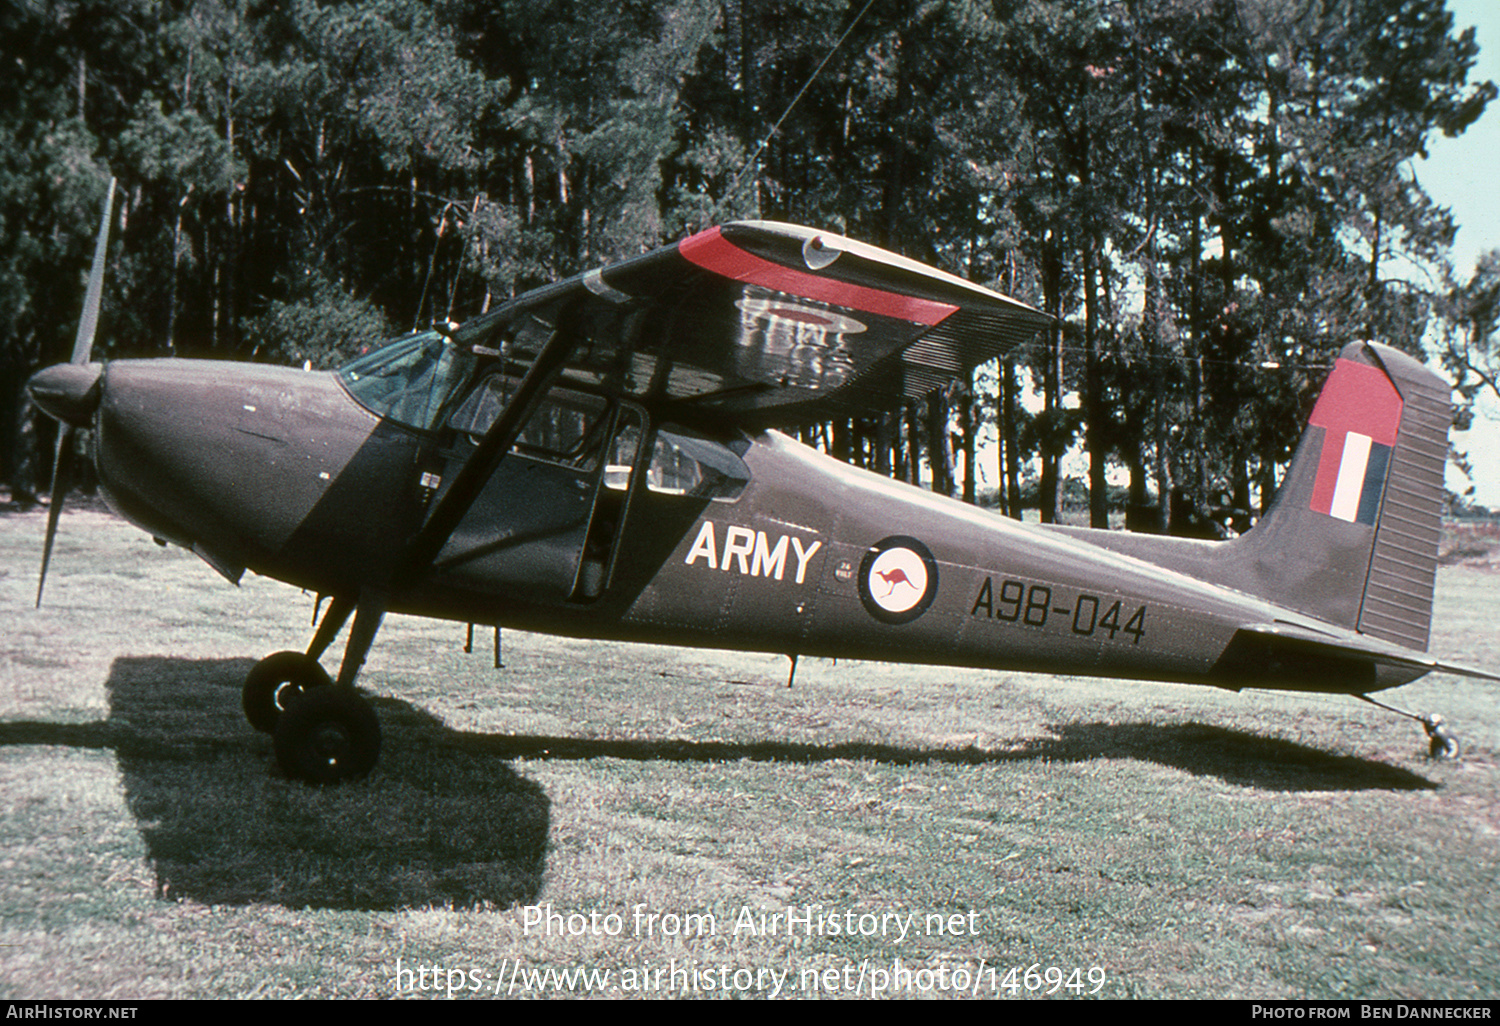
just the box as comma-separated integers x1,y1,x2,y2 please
35,177,115,607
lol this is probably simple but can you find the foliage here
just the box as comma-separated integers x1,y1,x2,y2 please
241,266,393,368
1441,248,1500,407
0,0,1493,530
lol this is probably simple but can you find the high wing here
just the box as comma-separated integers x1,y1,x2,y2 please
452,220,1053,428
398,219,1051,608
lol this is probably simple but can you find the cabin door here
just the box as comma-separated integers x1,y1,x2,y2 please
432,374,643,602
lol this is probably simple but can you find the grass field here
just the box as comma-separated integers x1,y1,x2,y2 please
2,508,1498,999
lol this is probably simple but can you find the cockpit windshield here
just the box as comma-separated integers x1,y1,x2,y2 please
336,330,477,431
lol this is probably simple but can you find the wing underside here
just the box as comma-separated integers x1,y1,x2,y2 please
454,221,1052,429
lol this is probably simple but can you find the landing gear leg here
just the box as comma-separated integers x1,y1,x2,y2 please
1356,694,1461,761
334,591,387,688
306,593,355,661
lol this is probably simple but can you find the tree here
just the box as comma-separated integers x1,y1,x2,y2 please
0,0,127,501
1442,249,1500,406
2,0,1494,526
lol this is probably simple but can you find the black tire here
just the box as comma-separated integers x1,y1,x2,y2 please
273,687,381,784
243,651,331,733
1430,731,1462,761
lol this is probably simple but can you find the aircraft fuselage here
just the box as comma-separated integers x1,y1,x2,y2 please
88,357,1419,699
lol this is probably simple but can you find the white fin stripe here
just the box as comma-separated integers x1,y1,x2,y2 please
1329,431,1372,522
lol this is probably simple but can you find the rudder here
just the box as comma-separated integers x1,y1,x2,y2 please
1354,346,1448,649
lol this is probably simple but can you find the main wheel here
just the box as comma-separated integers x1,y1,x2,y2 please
273,687,381,784
243,651,331,733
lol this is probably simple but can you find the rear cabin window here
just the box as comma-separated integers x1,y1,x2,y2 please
607,425,750,501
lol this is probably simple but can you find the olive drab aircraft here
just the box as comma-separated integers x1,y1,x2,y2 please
27,185,1500,783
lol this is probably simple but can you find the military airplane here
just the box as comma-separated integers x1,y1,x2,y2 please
27,188,1498,783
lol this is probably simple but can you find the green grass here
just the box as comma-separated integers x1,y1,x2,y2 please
2,508,1498,998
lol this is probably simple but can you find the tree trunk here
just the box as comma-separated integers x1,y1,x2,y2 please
831,418,852,464
961,369,976,504
876,411,894,477
1003,359,1022,519
905,401,923,486
11,398,42,506
1085,248,1107,527
1038,237,1064,523
925,392,953,497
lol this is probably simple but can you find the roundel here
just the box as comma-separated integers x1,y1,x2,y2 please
858,536,939,624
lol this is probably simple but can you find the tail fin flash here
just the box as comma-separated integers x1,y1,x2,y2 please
1229,341,1449,650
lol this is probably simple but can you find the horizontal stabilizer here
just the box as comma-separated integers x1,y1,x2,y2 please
1214,622,1500,694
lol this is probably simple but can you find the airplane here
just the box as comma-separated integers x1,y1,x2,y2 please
26,185,1498,784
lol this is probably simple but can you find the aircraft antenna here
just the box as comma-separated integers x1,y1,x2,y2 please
730,0,879,204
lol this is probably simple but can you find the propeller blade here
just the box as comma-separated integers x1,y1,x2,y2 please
36,176,114,606
70,177,115,366
36,426,76,608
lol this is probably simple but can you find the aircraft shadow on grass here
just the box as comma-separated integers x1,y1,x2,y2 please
0,656,1436,910
469,720,1439,793
10,656,551,912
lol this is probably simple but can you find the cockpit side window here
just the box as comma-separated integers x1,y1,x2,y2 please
448,374,610,470
337,331,477,432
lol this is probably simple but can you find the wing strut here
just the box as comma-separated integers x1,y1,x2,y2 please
393,316,579,590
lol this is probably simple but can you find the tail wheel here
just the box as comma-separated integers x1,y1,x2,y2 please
243,651,332,733
1419,713,1462,762
1427,719,1462,761
273,687,381,785
1431,734,1462,761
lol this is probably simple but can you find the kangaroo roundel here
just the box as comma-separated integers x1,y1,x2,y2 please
859,537,939,624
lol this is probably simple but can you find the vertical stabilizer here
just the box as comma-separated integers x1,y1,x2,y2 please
1225,342,1449,650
